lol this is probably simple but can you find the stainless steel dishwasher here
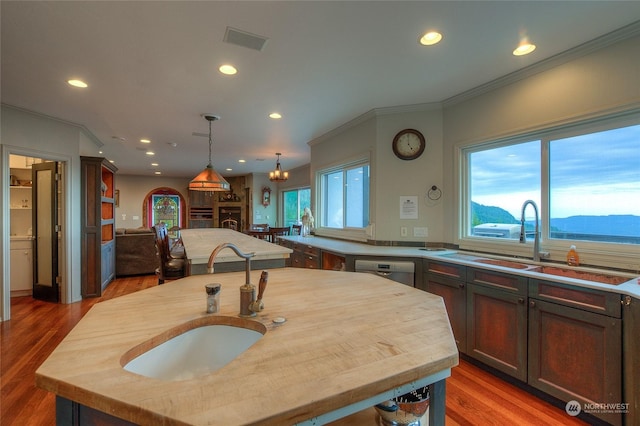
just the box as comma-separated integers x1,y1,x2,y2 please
354,259,415,287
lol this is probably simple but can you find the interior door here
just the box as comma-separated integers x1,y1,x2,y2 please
32,161,59,302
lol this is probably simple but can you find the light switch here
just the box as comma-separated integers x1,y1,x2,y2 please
401,227,408,237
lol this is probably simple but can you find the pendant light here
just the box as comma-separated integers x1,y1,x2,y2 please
269,152,288,182
189,114,230,192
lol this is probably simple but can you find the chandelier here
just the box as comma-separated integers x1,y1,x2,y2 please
189,114,230,192
269,152,288,182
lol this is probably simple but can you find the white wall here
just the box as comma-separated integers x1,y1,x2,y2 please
441,34,640,245
309,104,445,243
115,174,191,229
1,105,90,319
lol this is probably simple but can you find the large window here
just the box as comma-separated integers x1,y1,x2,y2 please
282,187,311,227
463,116,640,247
319,160,370,229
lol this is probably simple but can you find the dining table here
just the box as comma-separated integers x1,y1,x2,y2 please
245,228,272,241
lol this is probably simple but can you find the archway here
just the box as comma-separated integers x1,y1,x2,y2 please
142,187,187,229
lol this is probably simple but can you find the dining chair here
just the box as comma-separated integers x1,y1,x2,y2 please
269,226,290,243
291,224,302,236
152,224,187,284
221,218,238,230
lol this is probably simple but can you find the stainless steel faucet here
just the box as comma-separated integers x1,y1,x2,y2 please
519,200,548,262
207,243,257,317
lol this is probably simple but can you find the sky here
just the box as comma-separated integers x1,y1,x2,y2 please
470,123,640,219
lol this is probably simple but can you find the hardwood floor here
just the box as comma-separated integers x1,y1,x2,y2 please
1,275,589,425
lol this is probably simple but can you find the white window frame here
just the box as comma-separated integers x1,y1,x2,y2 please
456,110,640,271
314,156,370,242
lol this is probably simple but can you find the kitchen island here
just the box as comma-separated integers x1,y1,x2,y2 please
181,228,292,275
36,268,458,425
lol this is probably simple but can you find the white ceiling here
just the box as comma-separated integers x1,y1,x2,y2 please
2,1,640,177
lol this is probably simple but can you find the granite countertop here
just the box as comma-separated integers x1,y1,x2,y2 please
181,228,292,265
280,235,640,298
35,268,458,425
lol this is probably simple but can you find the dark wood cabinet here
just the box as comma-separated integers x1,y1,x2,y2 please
321,251,346,271
80,156,117,297
297,243,320,269
466,280,528,381
528,280,622,426
424,260,467,352
187,190,214,228
187,176,248,229
278,240,345,271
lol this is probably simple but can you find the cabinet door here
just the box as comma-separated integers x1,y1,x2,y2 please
467,283,528,381
101,241,115,290
425,273,466,352
10,246,33,292
529,298,622,426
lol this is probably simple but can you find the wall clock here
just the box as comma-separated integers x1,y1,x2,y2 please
392,128,425,160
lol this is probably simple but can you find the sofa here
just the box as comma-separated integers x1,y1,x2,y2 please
115,228,158,277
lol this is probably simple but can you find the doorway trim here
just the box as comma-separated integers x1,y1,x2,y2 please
2,145,72,321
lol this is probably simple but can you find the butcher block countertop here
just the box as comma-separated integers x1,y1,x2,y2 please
180,228,292,266
36,268,458,425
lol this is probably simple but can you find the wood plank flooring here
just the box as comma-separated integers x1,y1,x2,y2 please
1,274,589,425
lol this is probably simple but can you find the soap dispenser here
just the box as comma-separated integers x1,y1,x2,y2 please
566,245,580,266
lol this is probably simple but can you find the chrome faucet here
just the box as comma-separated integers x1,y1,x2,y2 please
519,200,548,262
207,243,257,317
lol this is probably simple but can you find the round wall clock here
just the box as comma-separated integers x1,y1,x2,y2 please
392,128,425,160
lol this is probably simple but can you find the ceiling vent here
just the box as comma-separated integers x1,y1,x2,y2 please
223,27,268,51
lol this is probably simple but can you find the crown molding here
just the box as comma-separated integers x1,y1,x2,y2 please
1,103,103,148
443,20,640,108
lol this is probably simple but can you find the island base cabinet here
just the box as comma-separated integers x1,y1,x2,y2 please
466,284,528,381
528,299,622,426
57,397,135,426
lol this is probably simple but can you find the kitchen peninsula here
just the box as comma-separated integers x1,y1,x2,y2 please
35,268,458,425
180,228,292,275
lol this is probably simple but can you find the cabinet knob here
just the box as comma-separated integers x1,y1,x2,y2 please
529,300,536,308
458,283,465,289
518,298,525,304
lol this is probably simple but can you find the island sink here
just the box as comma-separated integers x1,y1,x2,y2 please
122,319,266,381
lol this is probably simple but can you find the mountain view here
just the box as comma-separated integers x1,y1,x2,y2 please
471,202,640,238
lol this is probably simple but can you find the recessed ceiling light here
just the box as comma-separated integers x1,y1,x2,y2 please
67,79,88,88
513,42,536,56
513,37,536,56
146,151,155,156
140,139,151,144
219,64,237,75
154,171,162,175
226,168,233,171
151,163,159,167
419,31,442,46
111,136,126,141
109,160,115,164
269,112,282,119
238,159,246,163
